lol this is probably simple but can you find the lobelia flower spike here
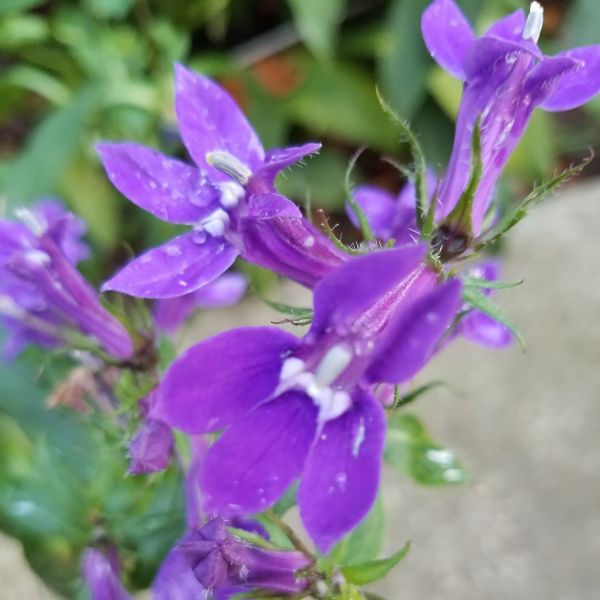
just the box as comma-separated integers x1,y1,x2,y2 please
156,245,463,551
422,0,600,239
98,64,343,298
0,200,132,360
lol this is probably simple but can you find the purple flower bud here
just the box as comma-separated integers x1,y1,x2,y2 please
82,548,132,600
128,418,174,475
179,517,310,594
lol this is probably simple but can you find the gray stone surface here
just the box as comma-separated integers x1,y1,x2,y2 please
1,179,599,599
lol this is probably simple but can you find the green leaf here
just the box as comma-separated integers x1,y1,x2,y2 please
0,65,71,105
0,0,43,15
341,541,410,585
386,414,468,485
285,57,397,152
83,0,134,20
331,495,384,566
462,286,524,348
2,85,100,207
287,0,345,60
276,148,348,212
377,0,430,119
0,14,48,48
271,483,298,517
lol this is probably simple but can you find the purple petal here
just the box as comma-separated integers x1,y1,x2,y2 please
128,418,174,475
524,55,582,106
35,199,89,263
298,391,386,553
240,194,345,288
153,539,206,600
153,273,247,333
421,0,474,79
540,46,600,111
461,311,513,348
346,186,398,240
82,549,132,600
310,245,427,338
483,10,526,42
174,64,265,181
102,233,239,299
155,327,301,433
97,142,219,224
201,391,317,515
254,142,322,188
464,36,540,81
367,278,463,383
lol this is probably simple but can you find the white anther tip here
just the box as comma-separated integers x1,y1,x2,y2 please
523,2,544,43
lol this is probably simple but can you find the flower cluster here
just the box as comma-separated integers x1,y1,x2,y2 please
1,1,599,598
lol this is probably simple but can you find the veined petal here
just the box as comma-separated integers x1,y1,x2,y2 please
97,142,218,224
153,538,206,600
256,142,322,187
156,327,300,433
540,46,600,111
310,245,427,337
240,194,344,288
367,278,463,383
421,0,474,80
483,9,526,42
524,55,582,106
464,35,540,81
201,391,318,515
102,233,239,299
298,391,385,553
174,64,265,181
83,549,132,600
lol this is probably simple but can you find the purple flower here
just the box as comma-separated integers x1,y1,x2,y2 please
128,418,174,475
154,272,247,334
98,65,334,298
422,0,600,235
0,202,132,359
346,171,437,245
82,548,132,600
156,246,462,551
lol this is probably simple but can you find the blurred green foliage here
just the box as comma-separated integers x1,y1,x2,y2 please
1,0,599,260
1,0,600,596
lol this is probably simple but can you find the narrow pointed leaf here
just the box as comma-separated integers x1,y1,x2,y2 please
341,541,410,585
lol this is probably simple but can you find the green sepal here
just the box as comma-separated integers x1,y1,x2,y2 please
462,286,525,349
440,116,483,242
375,88,429,234
344,147,375,241
341,541,410,585
227,527,279,551
390,380,444,411
475,152,593,250
463,276,523,291
271,483,298,517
